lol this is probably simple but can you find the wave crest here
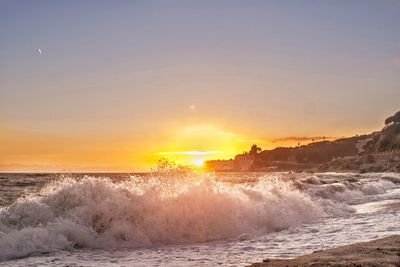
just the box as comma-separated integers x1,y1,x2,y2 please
0,175,322,260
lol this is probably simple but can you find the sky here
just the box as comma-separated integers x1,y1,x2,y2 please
1,1,400,172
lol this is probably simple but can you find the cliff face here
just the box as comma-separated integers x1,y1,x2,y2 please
373,123,400,152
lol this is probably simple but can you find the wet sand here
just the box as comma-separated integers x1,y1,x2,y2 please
249,235,400,267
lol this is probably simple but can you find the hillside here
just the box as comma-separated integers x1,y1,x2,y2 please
206,111,400,172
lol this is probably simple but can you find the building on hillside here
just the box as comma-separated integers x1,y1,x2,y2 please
234,159,254,171
205,160,235,171
205,158,254,172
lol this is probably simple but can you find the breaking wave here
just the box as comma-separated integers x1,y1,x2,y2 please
0,174,322,260
1,172,398,260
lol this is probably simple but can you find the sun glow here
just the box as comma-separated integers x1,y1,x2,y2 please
156,151,221,156
150,124,264,167
194,159,204,167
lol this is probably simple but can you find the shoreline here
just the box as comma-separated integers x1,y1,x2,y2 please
248,235,400,267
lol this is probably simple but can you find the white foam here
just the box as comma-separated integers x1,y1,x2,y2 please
0,175,322,260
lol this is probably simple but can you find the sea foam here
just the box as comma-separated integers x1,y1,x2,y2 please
2,172,398,261
0,174,322,260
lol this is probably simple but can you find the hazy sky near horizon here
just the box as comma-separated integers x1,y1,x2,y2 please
1,1,400,171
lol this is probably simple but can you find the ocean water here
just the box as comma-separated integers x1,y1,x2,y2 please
0,171,399,266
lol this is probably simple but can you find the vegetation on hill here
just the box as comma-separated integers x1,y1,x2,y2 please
384,111,400,125
211,110,400,172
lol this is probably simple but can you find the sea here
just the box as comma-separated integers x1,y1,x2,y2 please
0,171,399,266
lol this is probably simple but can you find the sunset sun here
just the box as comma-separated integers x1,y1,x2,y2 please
193,159,204,167
151,124,262,167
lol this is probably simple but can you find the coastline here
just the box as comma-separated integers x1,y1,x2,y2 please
248,235,400,267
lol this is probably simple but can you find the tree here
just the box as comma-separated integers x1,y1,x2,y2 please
249,144,262,156
385,111,400,125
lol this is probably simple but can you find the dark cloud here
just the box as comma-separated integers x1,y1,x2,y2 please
271,136,336,143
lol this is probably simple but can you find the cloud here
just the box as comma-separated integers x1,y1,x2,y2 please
271,136,336,143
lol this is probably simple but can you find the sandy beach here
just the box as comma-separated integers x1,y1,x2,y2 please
249,235,400,267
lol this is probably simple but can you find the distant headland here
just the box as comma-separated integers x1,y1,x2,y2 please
206,111,400,173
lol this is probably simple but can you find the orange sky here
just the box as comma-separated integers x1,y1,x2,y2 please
0,119,376,172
